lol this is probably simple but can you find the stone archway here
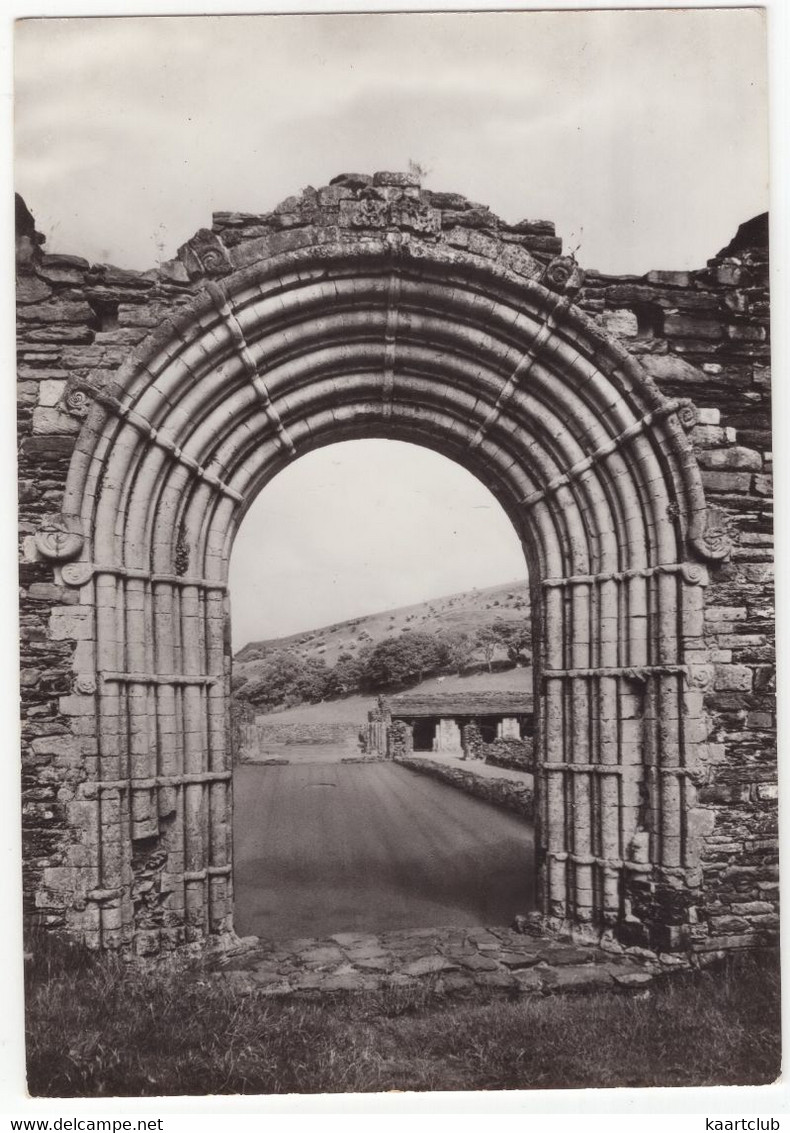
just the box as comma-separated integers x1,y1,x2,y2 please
35,179,729,955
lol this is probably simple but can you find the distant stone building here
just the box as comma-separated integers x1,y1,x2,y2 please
367,691,533,756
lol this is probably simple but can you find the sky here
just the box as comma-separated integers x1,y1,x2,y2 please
229,441,527,641
13,8,771,646
15,10,768,274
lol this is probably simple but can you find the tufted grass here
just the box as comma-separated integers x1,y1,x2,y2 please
25,938,780,1097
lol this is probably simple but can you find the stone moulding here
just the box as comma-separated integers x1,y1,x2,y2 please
60,562,94,587
691,505,738,561
41,221,731,956
34,513,85,562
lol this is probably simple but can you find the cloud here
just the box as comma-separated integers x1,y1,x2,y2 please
15,9,767,272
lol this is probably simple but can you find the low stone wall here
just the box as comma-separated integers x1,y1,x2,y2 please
397,757,533,819
237,720,363,761
483,738,535,773
254,720,361,746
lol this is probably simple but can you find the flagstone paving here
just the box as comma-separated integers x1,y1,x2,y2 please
210,923,671,997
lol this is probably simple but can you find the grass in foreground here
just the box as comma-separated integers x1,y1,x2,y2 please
25,938,780,1097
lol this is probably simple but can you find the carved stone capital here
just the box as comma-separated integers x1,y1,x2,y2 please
542,255,584,296
34,513,84,562
681,563,709,587
390,199,441,236
74,673,97,695
178,229,233,280
62,384,92,420
687,664,715,691
676,400,699,430
61,562,94,587
690,506,736,562
345,197,388,228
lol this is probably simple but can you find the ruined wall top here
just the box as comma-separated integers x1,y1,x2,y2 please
199,170,573,288
16,170,585,300
16,169,767,320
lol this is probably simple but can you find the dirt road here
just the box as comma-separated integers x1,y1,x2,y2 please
233,761,534,940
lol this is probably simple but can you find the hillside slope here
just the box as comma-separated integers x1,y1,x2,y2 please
254,665,533,726
235,578,530,673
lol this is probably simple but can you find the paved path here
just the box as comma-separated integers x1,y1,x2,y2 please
215,924,664,997
233,761,534,940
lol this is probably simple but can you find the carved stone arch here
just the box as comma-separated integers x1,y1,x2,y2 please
55,227,725,954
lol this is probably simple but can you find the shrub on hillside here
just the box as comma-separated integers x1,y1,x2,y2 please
329,651,366,696
437,628,475,675
476,625,499,672
492,617,531,666
361,632,444,689
238,650,332,710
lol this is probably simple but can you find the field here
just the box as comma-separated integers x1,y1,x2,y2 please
26,941,780,1096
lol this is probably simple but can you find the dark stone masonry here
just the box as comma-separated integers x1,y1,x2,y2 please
16,173,775,958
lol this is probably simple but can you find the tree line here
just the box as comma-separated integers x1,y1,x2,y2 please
232,620,531,711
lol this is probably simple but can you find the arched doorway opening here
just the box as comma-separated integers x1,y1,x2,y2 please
52,227,717,954
227,437,534,939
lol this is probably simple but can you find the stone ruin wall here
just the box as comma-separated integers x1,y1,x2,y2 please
236,719,363,762
578,215,775,950
16,175,775,953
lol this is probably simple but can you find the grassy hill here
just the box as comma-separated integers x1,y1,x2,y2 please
254,665,533,727
235,578,530,674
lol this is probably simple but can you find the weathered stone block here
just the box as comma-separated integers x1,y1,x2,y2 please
17,276,52,304
716,261,742,286
31,407,81,435
664,314,722,339
645,270,692,288
701,470,752,493
692,425,736,448
726,324,766,342
713,665,753,692
697,447,762,471
705,607,748,622
640,355,706,385
731,901,774,915
49,608,93,641
28,583,64,601
709,915,750,934
58,694,97,717
18,301,95,324
602,309,639,337
37,380,68,407
30,735,81,759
